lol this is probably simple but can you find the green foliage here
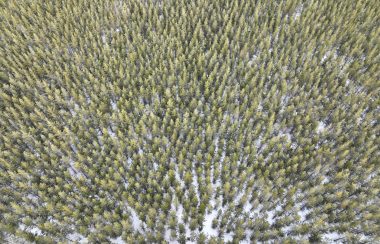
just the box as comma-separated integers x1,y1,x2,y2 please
0,0,379,243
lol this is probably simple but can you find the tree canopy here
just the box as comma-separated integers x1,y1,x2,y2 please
0,0,379,243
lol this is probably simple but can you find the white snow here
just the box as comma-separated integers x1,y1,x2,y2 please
19,224,42,236
164,229,174,243
111,100,118,110
316,121,326,133
290,142,298,149
68,158,83,178
267,210,276,224
29,227,42,235
322,232,345,243
127,157,132,165
67,167,78,178
298,208,310,222
185,225,195,243
255,135,263,148
321,176,329,184
266,205,282,225
101,34,107,44
224,232,233,242
67,233,88,243
249,202,263,218
26,194,38,202
240,238,251,244
129,207,143,232
175,168,184,187
110,237,124,244
178,205,185,222
108,127,116,138
202,209,219,237
243,202,252,213
293,4,303,20
192,169,199,195
248,54,258,66
70,143,78,154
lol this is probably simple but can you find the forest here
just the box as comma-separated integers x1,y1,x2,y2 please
0,0,379,243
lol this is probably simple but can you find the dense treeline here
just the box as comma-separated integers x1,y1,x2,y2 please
0,0,379,243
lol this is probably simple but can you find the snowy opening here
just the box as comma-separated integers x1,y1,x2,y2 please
316,121,326,133
293,4,304,20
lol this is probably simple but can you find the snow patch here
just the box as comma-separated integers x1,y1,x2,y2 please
322,232,345,243
129,207,143,232
316,121,326,133
202,209,218,238
267,210,276,224
224,232,233,242
108,127,116,138
68,158,84,178
68,233,88,243
19,224,42,236
298,208,310,222
290,142,298,150
293,4,303,20
127,157,132,165
176,204,184,223
101,33,107,44
321,177,329,184
110,236,124,244
111,100,118,111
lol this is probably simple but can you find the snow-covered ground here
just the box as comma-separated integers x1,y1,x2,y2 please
202,209,218,238
316,121,326,133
